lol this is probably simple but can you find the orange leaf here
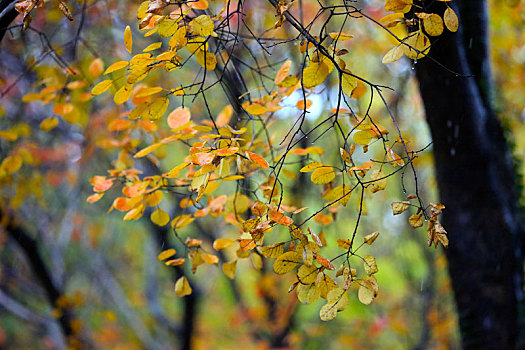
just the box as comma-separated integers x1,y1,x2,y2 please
316,256,335,270
190,152,214,165
247,151,269,168
168,107,191,129
86,193,104,203
269,209,293,226
238,238,257,251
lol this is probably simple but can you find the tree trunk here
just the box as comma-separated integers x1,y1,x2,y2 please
415,1,525,349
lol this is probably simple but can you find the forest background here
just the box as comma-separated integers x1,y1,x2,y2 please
0,0,524,349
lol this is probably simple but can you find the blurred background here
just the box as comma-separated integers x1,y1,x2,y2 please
0,0,523,349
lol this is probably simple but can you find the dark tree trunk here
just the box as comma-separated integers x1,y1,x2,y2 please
415,1,525,349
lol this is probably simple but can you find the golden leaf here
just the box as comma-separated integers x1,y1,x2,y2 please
423,13,444,36
151,208,170,226
259,242,285,258
444,7,458,32
302,61,329,88
104,61,128,74
358,279,376,305
91,80,113,96
297,265,319,285
40,117,59,131
404,32,431,59
317,273,337,299
392,201,411,215
175,276,192,297
382,45,404,64
157,248,176,261
222,260,237,279
297,283,321,304
273,251,301,274
364,255,378,275
369,169,387,193
213,238,235,250
364,231,380,245
190,15,215,37
300,162,323,172
124,25,132,53
320,288,349,321
311,167,335,184
114,84,133,105
409,213,423,228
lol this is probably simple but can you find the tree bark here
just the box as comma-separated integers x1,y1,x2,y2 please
415,1,525,349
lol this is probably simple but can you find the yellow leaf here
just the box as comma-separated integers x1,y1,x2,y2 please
369,169,387,193
328,32,353,40
124,25,132,53
190,15,214,36
297,265,318,285
202,253,219,265
172,214,195,229
244,103,267,115
297,283,321,304
151,208,170,226
134,143,162,158
222,260,237,279
317,273,337,299
157,248,176,261
311,167,335,184
123,203,145,221
380,12,405,23
353,130,372,145
382,45,404,64
91,79,113,95
1,155,22,174
158,18,178,37
273,251,301,274
302,61,329,88
169,26,188,50
274,60,292,85
341,70,357,97
104,61,128,75
145,96,169,121
143,41,162,52
364,255,378,275
403,32,431,60
320,288,349,321
423,13,444,36
114,84,133,105
409,213,423,228
165,258,185,266
250,253,262,270
391,201,411,215
175,276,192,297
385,0,413,12
358,279,376,304
339,148,352,164
259,242,285,258
40,117,59,131
300,162,323,172
195,50,217,71
444,7,458,32
213,238,235,250
135,86,163,98
163,162,188,178
364,231,380,245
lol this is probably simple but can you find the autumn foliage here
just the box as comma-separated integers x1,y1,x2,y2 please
2,0,523,348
